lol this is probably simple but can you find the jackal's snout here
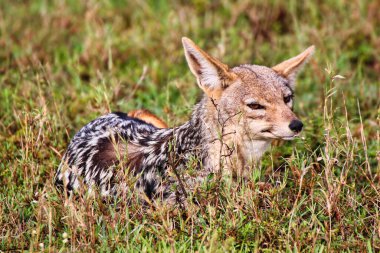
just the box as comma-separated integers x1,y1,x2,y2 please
289,119,303,133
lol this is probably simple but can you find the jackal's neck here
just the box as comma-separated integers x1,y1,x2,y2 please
179,96,271,177
168,96,210,157
169,96,223,170
159,95,268,175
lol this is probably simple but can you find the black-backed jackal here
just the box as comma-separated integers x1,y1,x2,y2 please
55,38,314,203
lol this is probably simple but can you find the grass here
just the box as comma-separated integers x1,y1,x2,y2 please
0,0,379,251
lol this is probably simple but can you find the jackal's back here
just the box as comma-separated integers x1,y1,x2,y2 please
55,112,161,196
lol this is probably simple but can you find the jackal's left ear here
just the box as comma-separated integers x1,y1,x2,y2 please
182,37,237,99
272,46,315,89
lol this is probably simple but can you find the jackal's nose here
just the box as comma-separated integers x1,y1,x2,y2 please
289,120,303,133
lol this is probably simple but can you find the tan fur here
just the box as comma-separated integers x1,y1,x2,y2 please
128,109,168,128
182,37,314,178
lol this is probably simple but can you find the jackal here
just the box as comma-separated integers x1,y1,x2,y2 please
55,38,314,202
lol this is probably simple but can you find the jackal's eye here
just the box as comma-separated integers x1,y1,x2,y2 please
247,103,265,110
284,95,293,103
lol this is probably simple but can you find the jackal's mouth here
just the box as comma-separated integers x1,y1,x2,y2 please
281,135,298,140
260,129,299,140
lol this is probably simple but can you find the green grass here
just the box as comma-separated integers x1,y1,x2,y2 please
1,0,379,251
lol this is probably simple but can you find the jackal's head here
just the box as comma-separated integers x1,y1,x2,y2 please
182,37,314,144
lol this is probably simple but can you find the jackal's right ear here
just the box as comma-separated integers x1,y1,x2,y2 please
182,37,237,99
272,46,315,89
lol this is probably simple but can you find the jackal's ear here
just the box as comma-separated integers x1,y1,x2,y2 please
272,46,315,89
182,37,237,99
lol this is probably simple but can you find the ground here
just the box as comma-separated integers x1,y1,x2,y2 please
0,0,379,251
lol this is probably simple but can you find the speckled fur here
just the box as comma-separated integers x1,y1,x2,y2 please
55,104,208,201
